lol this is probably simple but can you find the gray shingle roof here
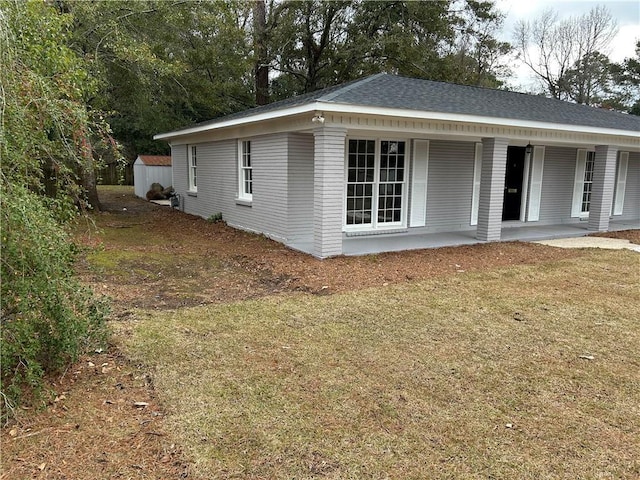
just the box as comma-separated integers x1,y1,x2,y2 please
324,74,640,132
162,73,640,136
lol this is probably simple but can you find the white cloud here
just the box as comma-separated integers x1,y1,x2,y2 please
611,24,639,62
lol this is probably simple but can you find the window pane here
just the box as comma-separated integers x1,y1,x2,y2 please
366,140,375,153
366,168,374,182
581,152,595,213
377,142,404,224
346,139,374,226
365,184,372,196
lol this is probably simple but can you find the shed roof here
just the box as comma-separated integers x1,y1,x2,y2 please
155,73,640,140
137,155,172,166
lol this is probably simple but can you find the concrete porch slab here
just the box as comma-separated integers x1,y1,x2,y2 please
341,219,639,257
289,219,639,257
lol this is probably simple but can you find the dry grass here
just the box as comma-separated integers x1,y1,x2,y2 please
119,249,640,479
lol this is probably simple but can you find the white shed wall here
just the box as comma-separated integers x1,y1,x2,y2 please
133,161,173,199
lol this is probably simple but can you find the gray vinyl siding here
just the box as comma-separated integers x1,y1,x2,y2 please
171,144,189,206
425,140,476,231
287,134,314,242
208,140,238,219
619,152,640,221
588,145,618,231
313,127,347,257
244,133,289,241
537,146,577,224
172,140,236,219
172,135,294,243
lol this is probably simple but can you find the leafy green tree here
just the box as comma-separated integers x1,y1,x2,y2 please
558,51,615,106
54,0,512,156
443,0,511,87
2,0,115,209
611,41,640,114
268,0,355,97
63,0,253,158
268,0,510,98
1,0,110,419
555,42,640,113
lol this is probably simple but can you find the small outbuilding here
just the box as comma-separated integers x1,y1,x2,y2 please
133,155,172,199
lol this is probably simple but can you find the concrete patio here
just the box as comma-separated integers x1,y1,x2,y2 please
340,219,640,256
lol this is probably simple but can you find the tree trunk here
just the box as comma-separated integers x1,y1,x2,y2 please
254,0,269,106
80,137,101,211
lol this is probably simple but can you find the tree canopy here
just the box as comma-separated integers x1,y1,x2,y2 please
513,5,639,113
1,0,112,420
58,0,513,157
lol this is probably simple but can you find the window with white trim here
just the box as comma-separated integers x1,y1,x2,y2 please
581,151,595,213
238,140,252,201
572,149,597,218
345,139,406,228
188,145,197,192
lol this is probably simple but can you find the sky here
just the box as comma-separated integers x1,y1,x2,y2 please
496,0,640,90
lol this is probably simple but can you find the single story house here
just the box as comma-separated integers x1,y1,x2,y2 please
133,155,172,199
154,73,639,258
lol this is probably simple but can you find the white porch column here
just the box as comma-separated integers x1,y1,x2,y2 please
476,137,508,242
588,144,618,232
313,126,347,258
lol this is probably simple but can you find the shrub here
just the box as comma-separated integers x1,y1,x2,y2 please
207,212,223,223
0,184,109,422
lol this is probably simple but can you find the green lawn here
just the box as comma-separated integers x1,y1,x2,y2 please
120,249,640,479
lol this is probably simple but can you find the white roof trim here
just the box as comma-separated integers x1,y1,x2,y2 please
154,101,640,141
319,103,640,138
153,104,317,140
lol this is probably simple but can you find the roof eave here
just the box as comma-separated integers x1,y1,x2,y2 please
153,103,324,141
319,103,640,138
153,101,640,141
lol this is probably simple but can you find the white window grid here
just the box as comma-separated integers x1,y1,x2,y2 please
581,151,595,213
345,139,406,228
188,145,197,191
239,140,252,200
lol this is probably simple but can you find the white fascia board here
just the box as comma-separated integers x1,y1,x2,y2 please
153,100,640,141
317,102,640,138
153,103,321,140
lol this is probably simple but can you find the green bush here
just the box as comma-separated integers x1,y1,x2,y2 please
207,212,223,223
0,184,108,422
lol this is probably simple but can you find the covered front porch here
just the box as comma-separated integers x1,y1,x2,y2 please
341,219,639,256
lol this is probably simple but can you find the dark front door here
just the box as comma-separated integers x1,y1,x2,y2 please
502,146,526,221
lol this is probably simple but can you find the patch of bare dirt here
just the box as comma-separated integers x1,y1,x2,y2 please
75,187,601,311
590,228,640,245
1,350,198,480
